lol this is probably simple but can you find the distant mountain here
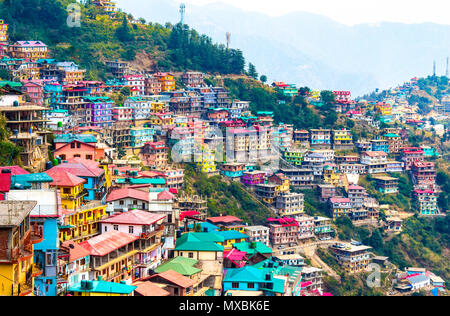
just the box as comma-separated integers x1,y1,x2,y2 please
117,0,450,96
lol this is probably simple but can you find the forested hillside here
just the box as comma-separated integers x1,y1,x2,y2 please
0,0,246,79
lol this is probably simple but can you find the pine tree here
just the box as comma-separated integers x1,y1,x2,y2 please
248,63,258,79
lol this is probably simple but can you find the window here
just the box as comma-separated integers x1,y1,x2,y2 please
119,200,124,205
46,252,54,266
113,225,118,231
232,282,239,289
104,226,108,232
86,155,93,160
129,226,134,234
70,143,75,148
188,252,194,259
63,188,71,194
247,283,255,289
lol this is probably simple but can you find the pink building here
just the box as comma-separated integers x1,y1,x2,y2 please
54,140,105,161
241,171,266,187
295,215,315,241
401,147,425,170
267,217,300,247
22,80,45,105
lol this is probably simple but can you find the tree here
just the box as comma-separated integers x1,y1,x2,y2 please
116,16,133,42
248,63,258,80
260,75,267,83
368,229,384,250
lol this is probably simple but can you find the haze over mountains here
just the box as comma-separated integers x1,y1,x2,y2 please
117,0,450,96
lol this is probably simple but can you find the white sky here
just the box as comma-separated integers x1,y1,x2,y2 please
177,0,450,25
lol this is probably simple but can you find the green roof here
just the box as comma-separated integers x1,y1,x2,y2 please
234,241,272,256
384,133,400,138
0,81,23,88
68,280,137,294
175,232,224,252
154,256,202,276
54,134,97,144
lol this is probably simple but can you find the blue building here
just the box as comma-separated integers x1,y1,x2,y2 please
371,139,390,154
223,266,285,296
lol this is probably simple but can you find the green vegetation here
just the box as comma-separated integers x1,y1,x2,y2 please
183,164,274,225
0,0,246,80
0,114,22,166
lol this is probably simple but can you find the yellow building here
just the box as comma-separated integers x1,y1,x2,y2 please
149,113,175,128
330,243,372,274
375,102,392,116
196,148,217,174
63,70,85,84
46,169,86,211
150,101,167,113
0,20,8,42
0,201,41,296
155,72,176,92
9,41,48,60
59,201,108,243
323,165,340,187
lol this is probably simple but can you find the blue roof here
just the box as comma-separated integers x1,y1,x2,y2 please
408,275,430,285
54,133,97,144
187,222,219,232
215,230,248,241
11,173,53,189
69,280,137,294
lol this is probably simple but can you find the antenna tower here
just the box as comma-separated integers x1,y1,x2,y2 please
226,32,231,50
446,57,449,78
180,3,186,25
433,60,436,77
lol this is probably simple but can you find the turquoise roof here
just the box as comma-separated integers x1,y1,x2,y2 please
54,134,97,144
234,241,272,256
68,280,136,294
175,232,224,252
11,173,53,189
187,222,219,232
224,266,285,293
129,178,166,185
215,230,248,241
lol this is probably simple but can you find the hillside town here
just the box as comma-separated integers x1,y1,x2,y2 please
0,2,449,298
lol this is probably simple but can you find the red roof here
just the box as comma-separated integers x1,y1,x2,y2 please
107,188,149,203
46,169,86,187
60,240,91,262
207,215,243,224
157,190,174,201
0,166,30,176
99,209,165,226
179,211,200,221
330,197,351,204
134,282,170,296
52,159,104,178
348,185,365,191
79,230,138,256
148,270,195,288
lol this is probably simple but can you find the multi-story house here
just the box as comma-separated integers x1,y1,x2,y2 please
241,170,266,187
140,141,168,169
275,192,304,217
329,197,354,220
144,75,162,95
155,72,175,92
370,139,390,154
0,200,39,296
360,151,387,174
22,80,45,105
413,190,439,216
317,184,337,202
0,19,8,43
383,133,403,154
333,129,353,149
57,240,91,295
313,216,333,239
181,71,205,88
283,149,305,166
244,226,270,246
411,161,436,191
309,129,331,149
267,217,300,247
295,215,315,242
401,147,425,170
338,163,367,175
106,60,129,78
9,41,48,60
106,188,149,212
293,129,310,145
124,74,145,96
79,230,138,283
84,96,114,128
329,242,372,274
129,127,155,149
98,209,165,280
373,175,399,194
347,185,366,208
45,168,86,212
220,163,246,178
279,168,314,188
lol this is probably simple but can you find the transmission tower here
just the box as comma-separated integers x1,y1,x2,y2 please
446,57,449,78
180,3,186,25
433,60,436,77
226,32,231,50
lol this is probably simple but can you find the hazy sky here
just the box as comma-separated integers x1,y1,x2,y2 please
173,0,450,25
